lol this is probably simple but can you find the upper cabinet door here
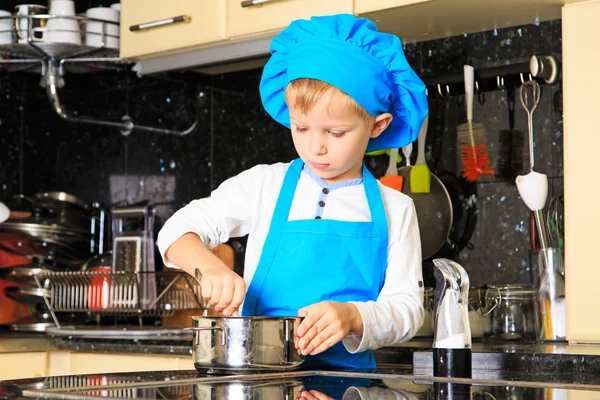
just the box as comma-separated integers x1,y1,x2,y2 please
226,0,353,38
354,0,433,14
120,0,226,59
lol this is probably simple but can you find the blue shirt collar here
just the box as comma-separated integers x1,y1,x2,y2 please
302,164,363,190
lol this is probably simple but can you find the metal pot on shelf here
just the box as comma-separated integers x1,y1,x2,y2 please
186,315,304,374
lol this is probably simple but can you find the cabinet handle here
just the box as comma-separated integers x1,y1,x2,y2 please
130,15,191,32
241,0,287,8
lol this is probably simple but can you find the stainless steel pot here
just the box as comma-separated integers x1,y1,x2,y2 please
186,316,304,374
193,379,303,399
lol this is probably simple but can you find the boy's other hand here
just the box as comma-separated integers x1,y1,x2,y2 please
295,301,363,356
199,265,245,316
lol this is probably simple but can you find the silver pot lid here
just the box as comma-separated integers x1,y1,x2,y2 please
32,191,91,211
0,230,91,267
0,220,91,236
4,286,50,306
0,264,50,283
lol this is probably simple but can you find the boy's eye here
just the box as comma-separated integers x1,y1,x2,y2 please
329,131,346,138
295,126,309,133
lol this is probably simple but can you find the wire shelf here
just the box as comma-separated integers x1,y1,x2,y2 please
0,13,131,73
34,271,203,326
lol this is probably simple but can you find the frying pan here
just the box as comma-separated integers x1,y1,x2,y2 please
397,166,453,260
396,115,453,260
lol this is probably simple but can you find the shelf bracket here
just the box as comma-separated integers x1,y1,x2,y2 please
43,60,203,137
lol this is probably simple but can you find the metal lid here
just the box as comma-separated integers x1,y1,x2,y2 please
4,286,50,306
10,322,55,333
32,191,90,211
0,220,90,236
0,264,48,283
486,284,536,300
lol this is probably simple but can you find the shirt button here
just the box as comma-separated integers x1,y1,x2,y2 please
318,201,325,207
315,216,322,220
322,188,329,194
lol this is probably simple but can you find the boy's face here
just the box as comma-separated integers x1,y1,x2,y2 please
288,90,391,184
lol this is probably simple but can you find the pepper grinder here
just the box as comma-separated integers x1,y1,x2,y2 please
432,258,472,399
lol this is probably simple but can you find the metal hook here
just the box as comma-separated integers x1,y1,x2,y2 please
475,80,485,105
520,72,533,84
437,83,450,97
496,76,505,91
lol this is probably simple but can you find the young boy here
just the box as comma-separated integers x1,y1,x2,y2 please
157,14,428,370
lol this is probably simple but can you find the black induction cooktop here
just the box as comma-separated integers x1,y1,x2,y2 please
2,367,599,400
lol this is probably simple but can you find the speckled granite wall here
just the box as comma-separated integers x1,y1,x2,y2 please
0,2,563,286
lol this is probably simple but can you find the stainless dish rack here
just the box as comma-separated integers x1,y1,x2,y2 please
34,270,204,328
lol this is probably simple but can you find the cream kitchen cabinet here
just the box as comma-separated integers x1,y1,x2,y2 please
356,0,563,44
120,0,226,59
0,351,194,380
0,352,48,381
354,0,433,14
225,0,353,39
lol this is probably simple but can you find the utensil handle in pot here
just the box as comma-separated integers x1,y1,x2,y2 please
184,326,227,346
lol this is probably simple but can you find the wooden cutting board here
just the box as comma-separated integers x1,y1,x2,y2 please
161,243,235,327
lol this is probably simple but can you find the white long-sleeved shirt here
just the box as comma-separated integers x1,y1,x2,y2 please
157,162,424,353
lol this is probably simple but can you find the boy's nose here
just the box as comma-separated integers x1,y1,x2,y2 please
308,134,326,155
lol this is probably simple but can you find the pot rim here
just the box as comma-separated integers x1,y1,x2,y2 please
191,316,300,321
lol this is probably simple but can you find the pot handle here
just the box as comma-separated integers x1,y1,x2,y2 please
184,326,227,346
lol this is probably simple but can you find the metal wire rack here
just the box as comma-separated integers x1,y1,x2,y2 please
34,270,204,328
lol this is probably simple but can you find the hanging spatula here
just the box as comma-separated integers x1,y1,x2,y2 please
380,147,403,191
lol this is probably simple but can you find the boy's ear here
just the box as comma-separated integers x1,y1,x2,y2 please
370,113,393,139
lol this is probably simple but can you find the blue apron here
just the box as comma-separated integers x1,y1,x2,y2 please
241,158,388,370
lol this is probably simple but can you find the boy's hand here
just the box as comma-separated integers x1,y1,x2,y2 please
298,390,334,400
296,301,363,356
199,265,245,316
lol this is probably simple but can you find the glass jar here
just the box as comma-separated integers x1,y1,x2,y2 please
468,287,492,338
415,287,434,337
485,284,536,340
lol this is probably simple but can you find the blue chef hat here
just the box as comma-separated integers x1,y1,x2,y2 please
260,14,428,153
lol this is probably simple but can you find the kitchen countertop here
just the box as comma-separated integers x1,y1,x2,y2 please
1,366,600,399
5,330,600,386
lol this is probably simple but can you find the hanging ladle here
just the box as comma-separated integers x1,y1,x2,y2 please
194,268,211,317
515,80,550,249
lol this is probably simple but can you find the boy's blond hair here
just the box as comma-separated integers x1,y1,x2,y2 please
285,78,374,125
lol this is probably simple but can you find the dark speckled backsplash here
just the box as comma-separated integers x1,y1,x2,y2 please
0,3,563,287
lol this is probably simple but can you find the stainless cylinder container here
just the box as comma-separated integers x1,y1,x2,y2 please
188,316,304,374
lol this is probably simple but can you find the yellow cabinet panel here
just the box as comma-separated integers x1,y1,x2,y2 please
354,0,432,14
226,0,353,38
563,1,600,344
120,0,226,59
0,352,48,380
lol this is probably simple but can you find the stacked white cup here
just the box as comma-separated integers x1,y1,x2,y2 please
0,10,12,45
46,0,81,45
85,6,120,49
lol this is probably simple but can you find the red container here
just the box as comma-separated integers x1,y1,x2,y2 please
88,267,111,310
